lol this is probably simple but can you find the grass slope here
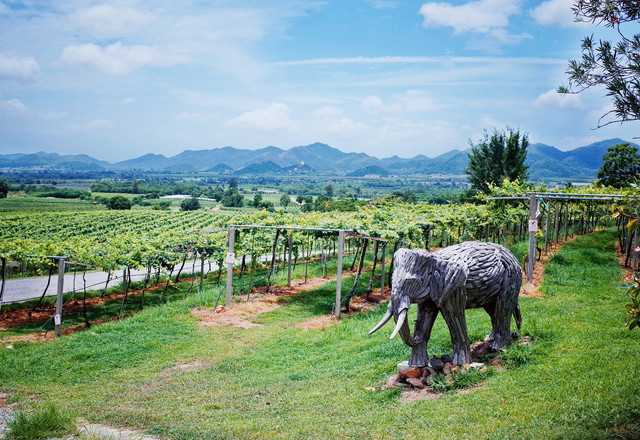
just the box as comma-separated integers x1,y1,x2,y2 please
1,230,639,439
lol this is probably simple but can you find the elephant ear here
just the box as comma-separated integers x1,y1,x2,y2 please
392,249,433,282
425,255,467,307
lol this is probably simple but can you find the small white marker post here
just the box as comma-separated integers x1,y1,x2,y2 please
225,227,235,308
334,230,345,320
379,242,386,293
55,257,66,337
527,196,539,284
287,231,293,287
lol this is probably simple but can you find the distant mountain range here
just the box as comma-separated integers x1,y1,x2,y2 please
0,138,634,181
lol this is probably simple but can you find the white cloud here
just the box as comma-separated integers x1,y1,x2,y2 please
0,54,39,81
61,42,186,75
419,0,522,40
70,4,152,36
0,98,27,113
226,102,294,131
530,0,576,26
534,89,582,109
275,55,564,66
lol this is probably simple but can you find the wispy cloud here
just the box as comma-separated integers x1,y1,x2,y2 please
69,4,153,36
0,53,39,81
61,42,187,75
0,98,27,113
226,102,294,131
274,55,565,66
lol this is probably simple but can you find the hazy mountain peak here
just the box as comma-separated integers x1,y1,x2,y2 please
1,138,634,180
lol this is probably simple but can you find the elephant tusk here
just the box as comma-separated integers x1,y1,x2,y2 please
368,307,393,335
390,309,407,340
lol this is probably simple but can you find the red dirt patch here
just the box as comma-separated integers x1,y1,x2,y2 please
159,360,211,378
193,276,338,329
522,236,577,297
400,388,442,402
349,287,390,312
295,315,336,330
294,286,391,330
249,276,334,297
192,300,279,329
617,243,636,283
1,319,112,345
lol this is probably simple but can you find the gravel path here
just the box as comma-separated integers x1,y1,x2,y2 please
0,407,14,437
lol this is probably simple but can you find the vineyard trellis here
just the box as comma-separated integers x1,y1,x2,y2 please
489,192,634,283
1,189,637,336
226,225,391,319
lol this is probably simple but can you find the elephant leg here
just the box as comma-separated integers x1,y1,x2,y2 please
440,289,471,365
483,301,499,344
409,303,438,367
488,294,514,351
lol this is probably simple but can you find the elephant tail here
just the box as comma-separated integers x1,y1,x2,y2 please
514,303,522,332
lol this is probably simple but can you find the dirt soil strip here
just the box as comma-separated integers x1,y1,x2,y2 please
617,243,637,283
521,236,577,298
192,277,344,329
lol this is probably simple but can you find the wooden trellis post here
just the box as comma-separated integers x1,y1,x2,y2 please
335,230,345,320
527,196,539,284
379,242,386,292
225,227,236,307
287,231,293,287
55,257,66,337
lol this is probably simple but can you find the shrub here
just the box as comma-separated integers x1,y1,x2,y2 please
153,200,172,210
107,196,132,210
180,197,201,211
6,403,74,440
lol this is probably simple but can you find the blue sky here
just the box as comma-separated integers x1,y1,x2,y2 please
0,0,637,161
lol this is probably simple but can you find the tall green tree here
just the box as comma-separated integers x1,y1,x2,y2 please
466,129,529,193
563,0,640,127
280,194,291,207
324,184,334,197
597,143,640,187
0,179,8,199
181,196,201,211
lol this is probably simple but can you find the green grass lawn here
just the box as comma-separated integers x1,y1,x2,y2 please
1,230,639,439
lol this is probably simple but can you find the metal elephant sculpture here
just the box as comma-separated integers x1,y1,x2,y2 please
369,241,522,366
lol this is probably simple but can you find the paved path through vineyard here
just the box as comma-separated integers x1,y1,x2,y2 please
1,262,216,305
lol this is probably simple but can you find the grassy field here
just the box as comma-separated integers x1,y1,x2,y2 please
1,230,639,439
